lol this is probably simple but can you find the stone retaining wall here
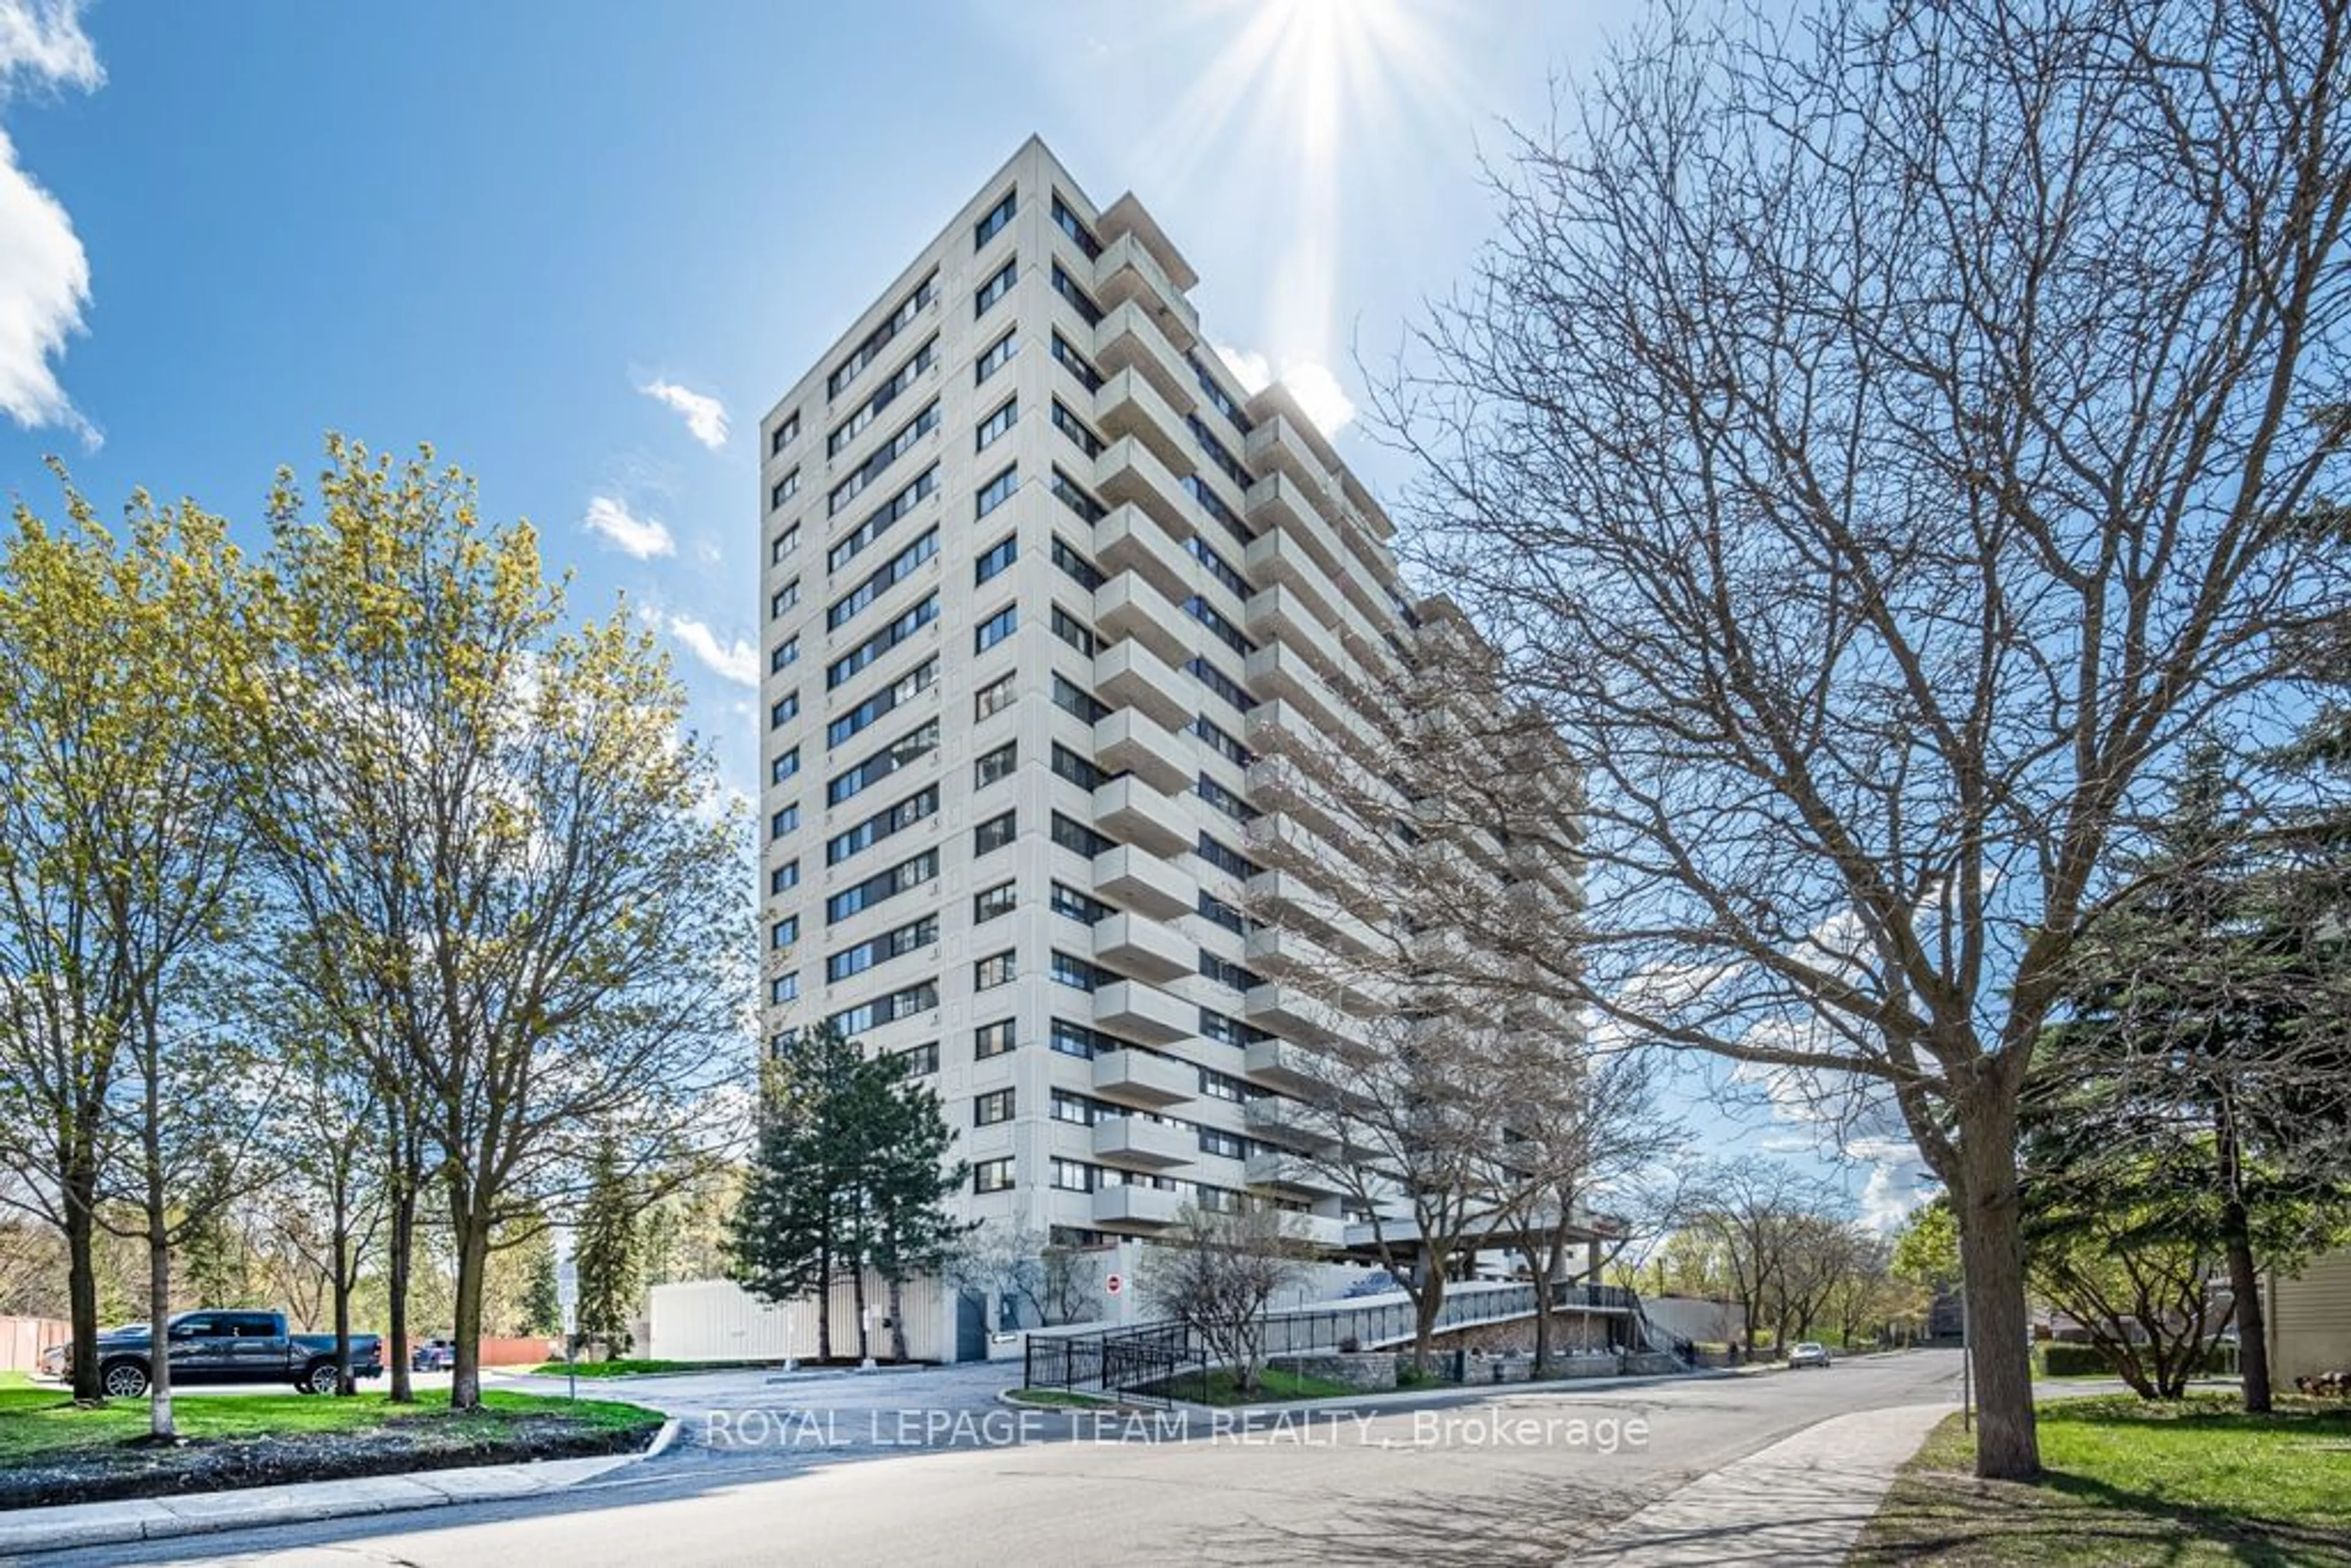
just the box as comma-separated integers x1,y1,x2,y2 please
1267,1352,1399,1392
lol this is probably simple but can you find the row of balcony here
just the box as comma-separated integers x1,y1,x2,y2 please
1086,1183,1348,1247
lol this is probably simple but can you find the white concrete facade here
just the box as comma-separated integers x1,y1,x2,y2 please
756,137,1572,1254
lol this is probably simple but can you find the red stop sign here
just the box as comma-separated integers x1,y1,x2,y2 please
1105,1274,1123,1296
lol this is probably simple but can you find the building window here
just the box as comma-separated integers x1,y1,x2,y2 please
1050,331,1102,392
1199,1127,1244,1160
825,915,939,982
975,740,1018,789
974,882,1016,923
828,528,940,633
1201,1006,1267,1048
1200,950,1262,993
771,747,800,785
1051,193,1101,259
828,400,942,517
771,412,800,454
770,915,800,949
899,1040,940,1076
977,464,1018,519
1185,595,1256,658
1051,399,1104,457
829,719,940,805
1049,743,1104,790
770,470,800,511
1200,1066,1246,1103
825,849,939,925
830,658,937,750
1196,771,1255,822
770,803,799,839
975,671,1018,721
1051,812,1115,858
1051,535,1103,591
831,339,943,459
771,525,801,565
973,1158,1015,1195
826,980,939,1037
771,636,800,672
1051,880,1111,924
1049,604,1097,656
1194,713,1251,768
827,595,940,690
771,585,797,621
1051,674,1108,724
1187,655,1256,713
1049,467,1106,525
770,972,800,1005
974,189,1016,249
1050,262,1101,326
977,396,1018,451
830,464,939,574
826,784,939,866
1052,1158,1095,1192
975,950,1016,991
1188,535,1250,597
1050,1018,1103,1059
976,326,1018,384
1197,891,1247,936
1052,1092,1094,1127
975,534,1018,584
770,859,799,895
974,1087,1016,1126
975,604,1018,654
1196,830,1261,880
976,1019,1016,1059
974,257,1018,317
973,810,1017,856
1051,950,1106,991
828,272,939,400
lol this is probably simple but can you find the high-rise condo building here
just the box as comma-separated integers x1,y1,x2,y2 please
757,136,1578,1258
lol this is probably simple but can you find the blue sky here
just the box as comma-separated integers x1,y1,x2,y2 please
0,0,1923,1230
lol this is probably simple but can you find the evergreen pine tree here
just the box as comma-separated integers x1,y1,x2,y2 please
519,1232,563,1337
864,1055,969,1363
727,1024,861,1360
574,1132,643,1358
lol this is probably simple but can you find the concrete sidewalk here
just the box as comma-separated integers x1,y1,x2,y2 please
0,1429,672,1558
1569,1401,1949,1566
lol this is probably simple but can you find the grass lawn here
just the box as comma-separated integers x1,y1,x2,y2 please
1853,1394,2351,1565
1163,1367,1362,1406
1003,1388,1116,1410
0,1383,664,1511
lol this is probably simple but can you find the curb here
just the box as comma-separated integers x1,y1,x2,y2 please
0,1427,672,1556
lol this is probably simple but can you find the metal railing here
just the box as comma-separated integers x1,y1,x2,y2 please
1024,1277,1663,1398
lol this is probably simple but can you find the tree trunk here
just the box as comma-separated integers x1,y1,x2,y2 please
146,1209,174,1439
852,1258,870,1362
64,1161,102,1403
2216,1096,2272,1413
449,1210,491,1410
331,1215,354,1397
385,1168,416,1402
887,1272,907,1364
816,1234,833,1362
1955,1106,2041,1480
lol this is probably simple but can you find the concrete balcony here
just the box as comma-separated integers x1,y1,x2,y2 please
1092,910,1194,983
1243,1035,1333,1093
1247,754,1357,851
1093,978,1194,1043
1244,643,1366,748
1093,844,1196,920
1244,982,1351,1047
1245,413,1345,513
1092,1182,1185,1229
1093,366,1193,475
1092,776,1189,858
1093,1047,1196,1108
1094,1114,1197,1169
1095,503,1196,604
1293,1212,1349,1250
1092,299,1199,421
1093,572,1193,669
1095,434,1191,538
1243,1093,1337,1151
1093,708,1190,794
1094,639,1193,732
1245,869,1383,958
1246,1150,1348,1198
1092,231,1201,348
1245,473,1389,631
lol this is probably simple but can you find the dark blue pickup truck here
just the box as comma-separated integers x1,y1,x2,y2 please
39,1310,384,1398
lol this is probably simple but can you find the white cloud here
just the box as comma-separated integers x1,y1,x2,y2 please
583,494,676,560
667,615,757,687
0,1,102,94
1212,342,1357,437
639,378,729,450
0,2,104,448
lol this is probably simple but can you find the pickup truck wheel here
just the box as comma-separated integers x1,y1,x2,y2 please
303,1360,342,1395
101,1360,149,1399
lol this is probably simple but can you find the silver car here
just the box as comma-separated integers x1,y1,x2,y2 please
1788,1341,1832,1368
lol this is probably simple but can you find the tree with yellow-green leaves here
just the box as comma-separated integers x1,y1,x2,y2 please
246,438,753,1410
0,473,271,1434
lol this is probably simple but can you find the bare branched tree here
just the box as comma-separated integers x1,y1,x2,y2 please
1141,1204,1316,1396
1376,0,2351,1477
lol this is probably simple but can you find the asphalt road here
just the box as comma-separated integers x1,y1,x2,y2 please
26,1350,1965,1567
